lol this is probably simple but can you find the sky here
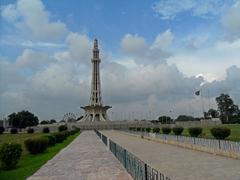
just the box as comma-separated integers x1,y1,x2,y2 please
0,0,240,120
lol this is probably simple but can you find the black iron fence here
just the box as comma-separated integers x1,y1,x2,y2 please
94,130,172,180
126,130,240,153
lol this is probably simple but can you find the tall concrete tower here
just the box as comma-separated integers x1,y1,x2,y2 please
80,39,111,122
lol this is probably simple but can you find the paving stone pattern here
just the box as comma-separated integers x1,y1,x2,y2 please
28,131,132,180
101,130,240,180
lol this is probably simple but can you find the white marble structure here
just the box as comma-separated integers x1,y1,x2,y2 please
80,39,111,122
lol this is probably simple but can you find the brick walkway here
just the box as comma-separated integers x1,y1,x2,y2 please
28,131,132,180
101,130,240,180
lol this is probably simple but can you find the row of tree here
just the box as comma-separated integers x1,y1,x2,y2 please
156,94,240,124
2,94,240,127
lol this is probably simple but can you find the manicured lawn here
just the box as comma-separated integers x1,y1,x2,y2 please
181,124,240,141
0,132,80,180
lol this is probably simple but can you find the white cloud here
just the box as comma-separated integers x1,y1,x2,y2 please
153,0,230,20
168,38,240,81
121,34,147,56
1,0,68,40
121,30,173,65
204,65,240,105
222,0,240,39
54,33,92,64
1,4,20,22
151,29,174,50
16,49,54,70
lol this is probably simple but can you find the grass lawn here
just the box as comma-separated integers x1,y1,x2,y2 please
180,124,240,141
0,132,80,180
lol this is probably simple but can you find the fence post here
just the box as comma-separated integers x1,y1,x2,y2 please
144,163,148,180
218,139,221,149
124,149,127,168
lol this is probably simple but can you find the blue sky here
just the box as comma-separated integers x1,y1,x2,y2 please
0,0,240,120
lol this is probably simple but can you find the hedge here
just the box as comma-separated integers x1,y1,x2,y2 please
0,143,22,170
152,127,160,133
0,127,5,134
27,128,34,134
42,127,50,133
188,127,203,137
162,127,171,134
172,126,184,135
210,127,231,140
58,125,68,132
10,128,18,134
24,137,49,154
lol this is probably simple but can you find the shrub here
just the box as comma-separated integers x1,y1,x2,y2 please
152,127,160,133
24,137,49,154
210,127,231,140
172,126,184,135
188,127,203,137
27,128,34,134
136,127,141,131
162,127,171,134
58,125,68,132
44,135,56,146
0,143,22,170
0,127,5,134
141,128,145,132
10,128,18,134
53,132,67,143
146,127,151,133
42,127,50,133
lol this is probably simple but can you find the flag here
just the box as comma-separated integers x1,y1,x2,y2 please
195,90,200,96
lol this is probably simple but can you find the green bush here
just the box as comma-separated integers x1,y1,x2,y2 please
42,127,50,133
162,127,171,134
53,132,67,143
152,127,160,133
10,128,18,134
24,137,49,154
136,127,141,131
188,127,203,137
0,143,22,170
0,127,5,134
146,127,151,133
44,135,56,146
172,126,184,135
58,125,68,132
69,128,80,135
27,128,34,134
210,127,231,140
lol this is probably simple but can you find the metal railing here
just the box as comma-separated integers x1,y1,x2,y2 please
126,130,240,153
94,130,172,180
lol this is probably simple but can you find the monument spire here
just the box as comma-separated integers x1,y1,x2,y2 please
80,39,111,122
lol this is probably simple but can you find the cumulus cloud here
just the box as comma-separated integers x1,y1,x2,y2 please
16,49,54,70
168,38,240,81
1,0,68,40
222,0,240,39
204,65,240,105
54,33,92,64
153,0,230,20
121,30,173,65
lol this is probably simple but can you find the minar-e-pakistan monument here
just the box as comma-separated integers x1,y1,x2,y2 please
80,39,111,122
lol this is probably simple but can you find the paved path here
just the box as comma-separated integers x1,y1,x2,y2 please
28,131,132,180
101,130,240,180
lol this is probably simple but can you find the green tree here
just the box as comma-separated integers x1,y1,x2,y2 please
40,120,49,125
8,110,39,128
50,119,56,124
158,116,173,124
216,94,239,123
207,109,219,118
175,115,196,122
